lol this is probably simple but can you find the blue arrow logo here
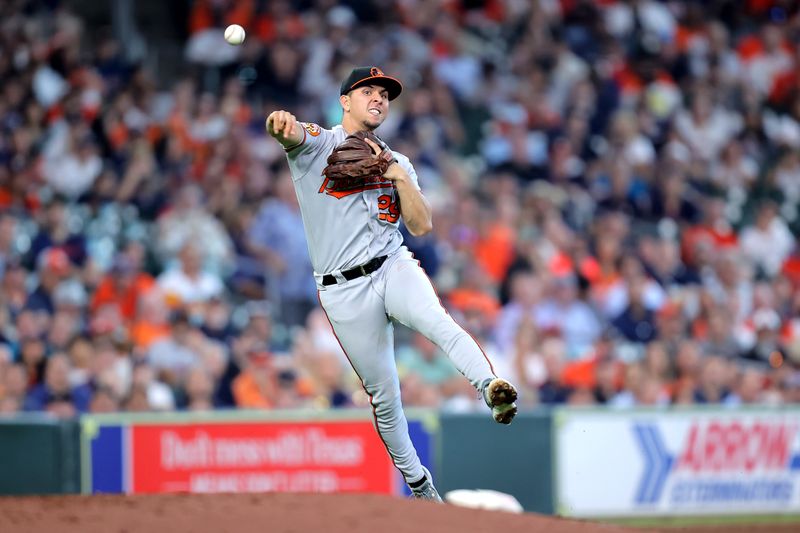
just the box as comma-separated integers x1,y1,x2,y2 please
633,424,674,504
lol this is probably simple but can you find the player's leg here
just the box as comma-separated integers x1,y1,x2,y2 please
317,279,428,487
383,250,496,388
383,249,518,424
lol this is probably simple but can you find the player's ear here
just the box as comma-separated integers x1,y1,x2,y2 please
340,94,350,112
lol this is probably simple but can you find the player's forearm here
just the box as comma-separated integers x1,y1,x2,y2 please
395,177,433,236
266,110,304,149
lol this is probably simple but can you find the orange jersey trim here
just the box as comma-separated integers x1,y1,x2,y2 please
318,176,394,198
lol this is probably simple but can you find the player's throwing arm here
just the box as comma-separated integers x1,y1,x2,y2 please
266,110,302,149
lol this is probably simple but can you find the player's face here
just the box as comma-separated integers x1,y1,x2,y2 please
347,85,389,130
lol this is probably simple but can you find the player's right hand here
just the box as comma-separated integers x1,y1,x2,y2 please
266,110,298,141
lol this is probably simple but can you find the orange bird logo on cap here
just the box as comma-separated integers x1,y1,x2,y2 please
370,67,384,76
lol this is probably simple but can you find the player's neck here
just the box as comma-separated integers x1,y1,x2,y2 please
341,115,374,135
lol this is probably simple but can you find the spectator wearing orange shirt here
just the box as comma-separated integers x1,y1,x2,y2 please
473,200,516,285
447,262,501,324
252,0,305,43
129,289,172,350
232,348,278,409
188,0,254,36
91,253,154,322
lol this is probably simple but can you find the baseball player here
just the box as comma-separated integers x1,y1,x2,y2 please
266,66,517,501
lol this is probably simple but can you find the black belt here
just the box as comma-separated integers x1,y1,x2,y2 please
322,256,388,286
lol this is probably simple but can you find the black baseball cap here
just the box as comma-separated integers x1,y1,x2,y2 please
340,66,403,101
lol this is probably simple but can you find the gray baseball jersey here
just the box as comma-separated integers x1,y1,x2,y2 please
285,123,420,279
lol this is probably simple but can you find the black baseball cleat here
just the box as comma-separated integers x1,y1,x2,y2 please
482,378,518,425
409,467,443,503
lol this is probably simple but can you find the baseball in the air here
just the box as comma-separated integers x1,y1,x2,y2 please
224,24,245,45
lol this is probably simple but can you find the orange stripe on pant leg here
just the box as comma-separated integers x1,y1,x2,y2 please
316,291,401,473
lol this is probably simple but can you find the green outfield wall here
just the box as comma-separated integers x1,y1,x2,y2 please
437,411,554,513
0,417,80,495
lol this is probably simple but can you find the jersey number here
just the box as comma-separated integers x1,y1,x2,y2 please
377,194,400,223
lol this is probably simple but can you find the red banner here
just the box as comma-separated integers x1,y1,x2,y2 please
130,421,395,494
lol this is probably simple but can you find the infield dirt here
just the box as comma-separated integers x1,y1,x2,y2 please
0,493,797,533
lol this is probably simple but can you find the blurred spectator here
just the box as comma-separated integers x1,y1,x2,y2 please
24,353,92,417
704,250,753,322
493,271,543,354
130,289,172,349
305,351,352,409
19,336,48,388
510,318,545,405
26,197,86,269
639,236,701,288
698,305,742,359
91,251,155,322
130,362,175,411
89,386,122,413
25,248,73,315
182,366,217,411
710,140,758,194
741,308,785,368
201,295,236,344
232,348,278,409
610,363,670,408
42,124,102,200
693,356,733,403
537,336,572,404
447,262,501,326
123,385,153,412
611,275,659,344
642,341,674,384
146,310,203,386
740,200,795,279
593,356,622,404
0,363,27,414
1,261,30,318
537,274,602,359
156,184,234,275
53,278,89,319
0,213,20,278
604,255,667,320
725,367,769,406
674,88,742,162
47,310,80,351
157,242,225,305
247,169,316,327
682,197,738,267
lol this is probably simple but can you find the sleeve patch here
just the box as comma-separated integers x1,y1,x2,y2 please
303,122,321,137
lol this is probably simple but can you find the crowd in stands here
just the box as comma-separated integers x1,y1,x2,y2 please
1,0,800,418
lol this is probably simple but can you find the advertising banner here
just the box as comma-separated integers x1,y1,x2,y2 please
81,412,436,496
130,421,393,493
555,409,800,517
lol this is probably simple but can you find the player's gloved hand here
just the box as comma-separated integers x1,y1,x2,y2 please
363,137,406,183
322,131,397,186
